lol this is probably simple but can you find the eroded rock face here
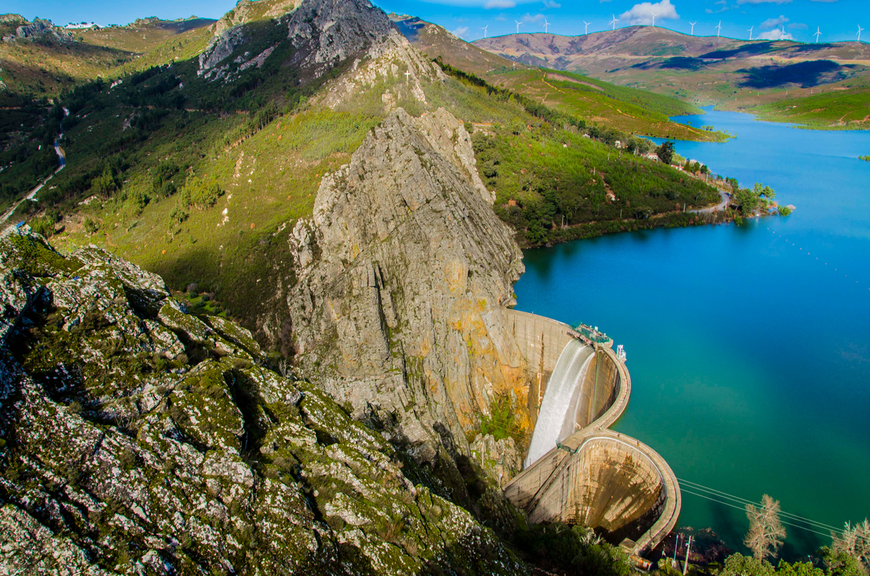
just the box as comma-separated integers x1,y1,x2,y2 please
471,434,522,486
0,233,525,575
198,0,397,82
285,108,529,465
285,0,397,77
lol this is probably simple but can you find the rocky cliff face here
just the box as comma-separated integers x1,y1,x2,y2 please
198,0,397,81
282,107,530,473
285,0,397,77
0,232,525,574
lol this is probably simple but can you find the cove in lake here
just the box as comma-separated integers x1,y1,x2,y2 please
514,110,870,559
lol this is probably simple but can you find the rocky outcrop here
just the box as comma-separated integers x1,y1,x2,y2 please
317,26,447,114
283,107,529,470
2,18,73,43
198,25,247,76
285,0,397,77
198,0,302,78
0,232,526,574
471,434,522,486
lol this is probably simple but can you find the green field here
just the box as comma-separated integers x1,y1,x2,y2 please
485,67,724,142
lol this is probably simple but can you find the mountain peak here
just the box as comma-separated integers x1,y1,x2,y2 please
286,0,396,74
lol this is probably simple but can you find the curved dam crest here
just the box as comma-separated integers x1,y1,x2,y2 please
504,310,680,554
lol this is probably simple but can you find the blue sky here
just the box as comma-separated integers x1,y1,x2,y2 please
7,0,867,44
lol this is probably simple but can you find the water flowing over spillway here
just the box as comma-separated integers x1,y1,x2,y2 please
525,339,594,467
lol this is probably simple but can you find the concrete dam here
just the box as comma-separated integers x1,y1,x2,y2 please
504,310,681,554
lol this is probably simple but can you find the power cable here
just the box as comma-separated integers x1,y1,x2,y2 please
677,479,844,533
678,488,865,543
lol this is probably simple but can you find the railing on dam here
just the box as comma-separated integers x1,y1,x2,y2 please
503,320,681,555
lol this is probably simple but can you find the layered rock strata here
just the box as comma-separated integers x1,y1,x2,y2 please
285,107,529,467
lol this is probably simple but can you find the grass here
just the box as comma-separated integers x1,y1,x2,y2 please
475,124,721,246
752,87,870,128
485,68,724,141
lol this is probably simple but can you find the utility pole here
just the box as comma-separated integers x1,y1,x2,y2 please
683,535,694,576
672,534,681,568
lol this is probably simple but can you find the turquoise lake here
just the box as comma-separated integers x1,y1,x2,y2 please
514,110,870,559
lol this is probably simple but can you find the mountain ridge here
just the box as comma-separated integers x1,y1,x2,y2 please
473,26,870,128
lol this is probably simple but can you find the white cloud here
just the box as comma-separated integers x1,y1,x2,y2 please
619,0,679,25
761,15,788,29
736,0,792,4
452,26,470,37
521,13,545,23
757,28,793,39
543,0,561,7
788,22,808,30
484,0,516,8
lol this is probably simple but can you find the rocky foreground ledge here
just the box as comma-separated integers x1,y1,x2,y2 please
0,232,525,575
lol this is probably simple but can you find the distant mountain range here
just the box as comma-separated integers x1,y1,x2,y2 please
473,26,870,128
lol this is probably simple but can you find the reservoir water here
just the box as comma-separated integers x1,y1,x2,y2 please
514,110,870,559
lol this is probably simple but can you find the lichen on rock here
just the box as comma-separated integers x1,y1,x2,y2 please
0,231,526,574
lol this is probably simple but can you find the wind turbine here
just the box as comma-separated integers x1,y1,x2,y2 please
610,15,618,31
543,18,550,33
481,24,488,39
814,27,821,43
748,26,753,40
689,22,696,36
858,25,864,43
651,12,658,28
583,21,591,35
515,20,523,34
716,21,722,37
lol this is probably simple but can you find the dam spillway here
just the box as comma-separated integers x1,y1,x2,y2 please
504,310,680,554
525,339,594,467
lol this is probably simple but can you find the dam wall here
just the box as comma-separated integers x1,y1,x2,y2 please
504,321,679,554
527,436,663,532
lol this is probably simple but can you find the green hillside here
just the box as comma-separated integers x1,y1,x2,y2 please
0,16,214,107
394,16,723,142
754,87,870,128
487,67,722,141
0,4,725,348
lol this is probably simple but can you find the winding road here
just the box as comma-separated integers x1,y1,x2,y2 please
691,187,730,214
1,108,68,234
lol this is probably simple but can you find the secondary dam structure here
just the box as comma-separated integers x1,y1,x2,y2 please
504,310,681,554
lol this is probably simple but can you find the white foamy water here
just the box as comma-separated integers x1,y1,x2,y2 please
525,339,594,467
